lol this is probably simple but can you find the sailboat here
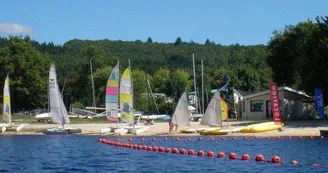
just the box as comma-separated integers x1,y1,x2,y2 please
41,63,81,135
196,90,228,135
100,62,129,134
172,91,193,133
1,74,27,132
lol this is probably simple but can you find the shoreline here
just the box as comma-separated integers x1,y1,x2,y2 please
1,120,328,137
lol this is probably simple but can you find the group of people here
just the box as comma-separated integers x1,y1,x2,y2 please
143,119,155,126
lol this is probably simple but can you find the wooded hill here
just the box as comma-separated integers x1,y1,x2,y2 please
0,16,327,114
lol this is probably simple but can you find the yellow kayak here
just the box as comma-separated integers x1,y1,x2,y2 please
240,122,283,133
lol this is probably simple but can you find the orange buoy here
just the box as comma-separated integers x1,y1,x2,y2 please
152,137,156,141
241,154,250,160
312,163,320,167
180,148,186,154
142,146,148,150
229,153,237,160
165,148,171,153
176,137,180,141
98,139,103,142
221,137,225,140
218,152,225,158
164,138,168,141
172,148,179,154
207,151,215,157
255,154,265,161
137,145,142,150
153,146,159,151
188,149,195,155
147,146,153,151
290,160,299,165
272,156,281,163
159,147,165,152
197,150,205,156
141,138,145,141
133,144,138,149
186,137,191,141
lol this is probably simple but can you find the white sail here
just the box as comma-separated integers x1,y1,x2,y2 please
49,63,70,126
200,90,222,127
2,74,11,124
172,91,190,126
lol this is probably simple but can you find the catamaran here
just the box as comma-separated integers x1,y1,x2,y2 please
101,61,150,135
41,63,81,135
1,74,28,132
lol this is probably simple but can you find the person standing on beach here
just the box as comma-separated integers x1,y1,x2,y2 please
168,117,174,133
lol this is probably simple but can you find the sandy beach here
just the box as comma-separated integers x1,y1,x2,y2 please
1,120,328,137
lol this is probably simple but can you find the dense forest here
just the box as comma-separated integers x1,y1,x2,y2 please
0,16,327,114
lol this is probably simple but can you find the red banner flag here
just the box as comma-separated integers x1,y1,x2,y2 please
268,82,282,123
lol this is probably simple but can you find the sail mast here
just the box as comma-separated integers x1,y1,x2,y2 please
90,60,96,113
192,53,198,114
128,59,135,129
201,60,204,115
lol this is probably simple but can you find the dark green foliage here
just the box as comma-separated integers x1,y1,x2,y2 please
0,28,274,113
267,16,328,104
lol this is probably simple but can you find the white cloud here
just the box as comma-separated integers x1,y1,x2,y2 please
0,23,33,35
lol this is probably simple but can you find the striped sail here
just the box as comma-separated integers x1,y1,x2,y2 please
49,63,70,126
119,68,133,124
172,91,190,126
200,90,222,127
106,62,119,122
2,74,11,124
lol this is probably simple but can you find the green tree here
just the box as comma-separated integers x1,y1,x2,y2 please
0,36,50,111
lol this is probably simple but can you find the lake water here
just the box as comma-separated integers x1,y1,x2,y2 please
1,135,328,173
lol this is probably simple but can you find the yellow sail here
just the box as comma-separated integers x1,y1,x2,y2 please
3,74,11,124
119,68,133,123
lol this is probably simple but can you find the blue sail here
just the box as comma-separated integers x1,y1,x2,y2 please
314,88,324,118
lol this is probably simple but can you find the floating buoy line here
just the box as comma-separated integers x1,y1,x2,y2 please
115,136,325,143
98,138,327,167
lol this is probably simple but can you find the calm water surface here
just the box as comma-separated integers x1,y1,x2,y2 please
0,135,328,173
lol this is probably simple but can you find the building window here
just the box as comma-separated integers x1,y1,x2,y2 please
250,100,263,112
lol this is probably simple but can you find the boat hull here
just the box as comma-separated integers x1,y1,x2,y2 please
240,122,283,133
42,129,68,135
200,129,229,135
196,127,221,133
180,129,197,133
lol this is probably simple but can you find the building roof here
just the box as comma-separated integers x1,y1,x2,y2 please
234,89,252,97
242,86,311,100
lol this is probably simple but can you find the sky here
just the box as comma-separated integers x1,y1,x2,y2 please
0,0,327,46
